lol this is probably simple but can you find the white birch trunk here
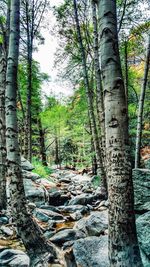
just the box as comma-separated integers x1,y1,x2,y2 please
5,0,56,264
135,34,150,168
98,0,143,266
0,44,7,210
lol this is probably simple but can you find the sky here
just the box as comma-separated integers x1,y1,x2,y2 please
33,0,73,99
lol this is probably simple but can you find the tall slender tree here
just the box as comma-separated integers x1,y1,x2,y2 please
91,0,106,176
0,43,7,210
135,34,150,168
98,0,143,266
5,0,56,264
73,0,107,191
21,0,47,161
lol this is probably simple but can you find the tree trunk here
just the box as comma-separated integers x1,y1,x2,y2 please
135,34,150,168
73,0,107,191
38,117,48,166
55,135,59,166
0,44,7,210
91,0,106,178
98,0,143,266
124,39,128,103
5,0,56,264
24,0,34,162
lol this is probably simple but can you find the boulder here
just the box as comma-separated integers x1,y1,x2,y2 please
49,191,71,206
136,212,150,262
64,236,108,267
74,211,108,236
0,226,13,236
34,208,64,223
22,170,40,181
133,169,150,212
21,157,34,171
50,229,85,246
58,205,88,214
68,194,95,206
0,216,9,225
23,178,48,206
0,249,30,267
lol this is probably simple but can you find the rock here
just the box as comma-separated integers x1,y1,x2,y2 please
50,229,85,246
49,191,71,206
23,178,48,206
133,169,150,212
40,205,60,213
39,178,56,190
136,212,150,261
58,205,88,214
0,249,30,267
64,236,108,267
69,211,83,221
0,226,13,236
59,178,71,184
0,216,9,225
68,194,95,206
34,208,64,223
22,170,40,181
74,211,108,236
21,157,34,171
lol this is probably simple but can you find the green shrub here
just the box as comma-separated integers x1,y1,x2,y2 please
32,157,53,178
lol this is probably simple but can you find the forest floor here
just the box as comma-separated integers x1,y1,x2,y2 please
0,163,149,266
0,166,109,266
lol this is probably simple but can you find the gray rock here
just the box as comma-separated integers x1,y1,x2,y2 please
34,208,64,223
65,236,108,267
0,216,9,225
68,194,95,206
0,249,30,267
49,191,70,206
69,211,83,221
22,170,40,181
74,211,108,236
0,226,13,236
21,157,34,171
58,205,88,214
133,169,150,212
50,229,85,246
23,178,48,206
136,212,150,260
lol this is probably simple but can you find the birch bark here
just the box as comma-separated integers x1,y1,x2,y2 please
0,44,7,210
5,0,56,264
98,0,143,266
73,0,107,190
135,34,150,168
91,0,106,177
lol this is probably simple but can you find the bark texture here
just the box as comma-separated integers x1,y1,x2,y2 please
135,34,150,168
5,0,56,264
38,117,47,166
0,45,7,210
73,0,107,190
98,0,143,266
91,0,106,179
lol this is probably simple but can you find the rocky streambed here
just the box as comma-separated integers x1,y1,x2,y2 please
0,158,150,267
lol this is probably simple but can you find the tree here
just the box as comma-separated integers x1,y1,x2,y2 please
91,0,106,176
73,0,107,191
135,34,150,168
5,0,56,264
0,42,7,210
20,0,47,161
98,0,143,265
